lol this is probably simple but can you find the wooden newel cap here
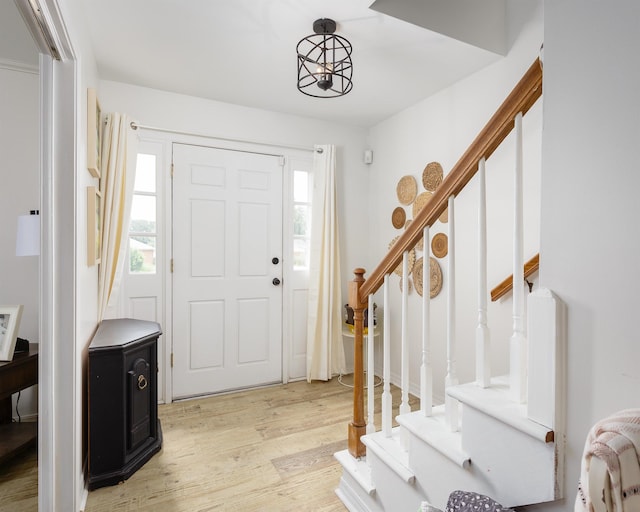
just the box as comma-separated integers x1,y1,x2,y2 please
349,269,367,309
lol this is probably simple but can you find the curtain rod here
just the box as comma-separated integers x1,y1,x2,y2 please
129,122,321,153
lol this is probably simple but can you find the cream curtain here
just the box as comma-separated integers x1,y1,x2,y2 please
306,144,345,381
97,113,138,321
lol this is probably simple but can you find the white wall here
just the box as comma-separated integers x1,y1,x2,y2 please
99,81,371,372
0,66,39,417
366,1,543,399
529,1,640,510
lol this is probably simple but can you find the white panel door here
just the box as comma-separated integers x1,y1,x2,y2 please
172,143,283,398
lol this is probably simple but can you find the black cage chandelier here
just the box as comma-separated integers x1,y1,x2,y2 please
296,18,353,98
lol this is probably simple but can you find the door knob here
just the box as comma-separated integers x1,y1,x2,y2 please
272,278,281,286
272,257,279,265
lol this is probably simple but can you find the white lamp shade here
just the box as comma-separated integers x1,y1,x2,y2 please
16,213,40,256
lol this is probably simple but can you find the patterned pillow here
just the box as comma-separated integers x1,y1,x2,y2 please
446,490,514,512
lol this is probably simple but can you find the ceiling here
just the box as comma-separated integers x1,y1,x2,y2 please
2,0,507,128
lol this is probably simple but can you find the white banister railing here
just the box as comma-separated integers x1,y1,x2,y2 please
445,195,459,431
400,252,411,417
510,112,527,403
476,158,491,388
420,226,433,416
382,274,392,437
367,293,375,435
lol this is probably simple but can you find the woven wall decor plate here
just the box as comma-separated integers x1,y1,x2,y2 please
392,207,406,229
422,162,444,191
413,257,442,298
439,207,448,224
429,257,443,298
414,257,424,296
388,236,416,276
431,232,448,258
399,276,413,295
396,175,418,205
412,191,433,218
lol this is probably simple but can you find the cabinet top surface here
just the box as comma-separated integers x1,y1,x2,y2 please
90,318,162,350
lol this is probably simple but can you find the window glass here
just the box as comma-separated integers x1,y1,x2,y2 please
293,237,310,269
134,154,157,193
293,170,309,202
129,235,156,274
130,153,158,274
293,205,309,236
293,169,312,271
129,195,156,233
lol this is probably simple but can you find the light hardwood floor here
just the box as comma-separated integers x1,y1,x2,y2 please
0,378,416,511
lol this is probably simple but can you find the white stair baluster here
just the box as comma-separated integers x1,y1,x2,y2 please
382,274,392,437
476,158,491,388
421,226,433,416
510,112,527,403
366,293,375,435
400,251,411,417
445,195,459,431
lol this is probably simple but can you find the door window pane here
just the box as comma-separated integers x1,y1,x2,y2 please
130,195,156,233
134,154,157,193
293,238,310,270
130,235,156,274
293,170,309,202
293,205,309,236
130,152,158,275
292,169,311,270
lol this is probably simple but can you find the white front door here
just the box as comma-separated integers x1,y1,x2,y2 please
172,143,283,398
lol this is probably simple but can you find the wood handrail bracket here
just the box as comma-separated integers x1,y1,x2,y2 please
347,58,543,458
491,253,540,302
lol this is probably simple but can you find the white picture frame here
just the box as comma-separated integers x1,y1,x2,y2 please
0,305,23,361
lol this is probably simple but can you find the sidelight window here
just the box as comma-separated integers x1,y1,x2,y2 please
129,153,157,274
293,169,312,270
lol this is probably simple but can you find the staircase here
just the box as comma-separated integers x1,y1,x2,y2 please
335,59,565,511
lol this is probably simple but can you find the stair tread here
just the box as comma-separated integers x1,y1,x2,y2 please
446,376,554,443
334,449,375,495
396,406,470,468
363,429,415,483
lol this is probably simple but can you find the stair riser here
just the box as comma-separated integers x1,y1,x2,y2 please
461,405,557,506
366,442,425,511
335,475,382,512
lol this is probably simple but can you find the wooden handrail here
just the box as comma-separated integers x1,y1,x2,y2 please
491,253,540,302
347,58,543,459
359,58,543,302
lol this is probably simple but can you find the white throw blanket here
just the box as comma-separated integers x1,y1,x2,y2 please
575,409,640,512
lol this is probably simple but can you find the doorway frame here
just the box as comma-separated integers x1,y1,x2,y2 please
15,0,79,508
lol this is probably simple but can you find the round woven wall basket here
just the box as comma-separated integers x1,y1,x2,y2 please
412,191,433,218
431,232,448,258
422,162,444,192
399,276,413,295
413,256,443,298
396,175,418,205
392,207,406,229
388,236,416,276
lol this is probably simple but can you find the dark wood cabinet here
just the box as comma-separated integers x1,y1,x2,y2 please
88,318,162,490
0,344,38,465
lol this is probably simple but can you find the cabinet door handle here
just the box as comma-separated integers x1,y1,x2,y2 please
137,375,148,390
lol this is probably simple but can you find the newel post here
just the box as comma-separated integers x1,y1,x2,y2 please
348,268,367,458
